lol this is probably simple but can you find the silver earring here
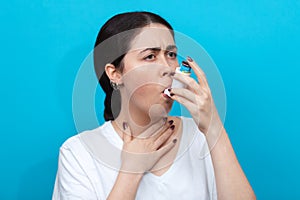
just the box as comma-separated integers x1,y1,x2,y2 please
110,81,120,90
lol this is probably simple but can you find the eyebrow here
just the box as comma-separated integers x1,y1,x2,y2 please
138,45,177,54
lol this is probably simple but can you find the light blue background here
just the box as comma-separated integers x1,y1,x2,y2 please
1,0,299,199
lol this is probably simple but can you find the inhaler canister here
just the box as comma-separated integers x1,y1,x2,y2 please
164,61,191,97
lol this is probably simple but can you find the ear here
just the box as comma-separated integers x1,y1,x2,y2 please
105,63,123,84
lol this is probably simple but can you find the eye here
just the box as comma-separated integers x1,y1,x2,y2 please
167,51,177,59
144,54,156,60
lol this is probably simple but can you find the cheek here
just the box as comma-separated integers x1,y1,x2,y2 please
127,84,162,113
122,64,162,93
131,84,161,101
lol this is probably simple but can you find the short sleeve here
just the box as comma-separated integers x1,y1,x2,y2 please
52,146,98,200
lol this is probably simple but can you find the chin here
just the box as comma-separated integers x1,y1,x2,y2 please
148,101,173,120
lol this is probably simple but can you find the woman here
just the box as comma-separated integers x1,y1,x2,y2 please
53,11,256,200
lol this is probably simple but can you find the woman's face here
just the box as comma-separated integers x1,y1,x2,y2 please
120,23,179,120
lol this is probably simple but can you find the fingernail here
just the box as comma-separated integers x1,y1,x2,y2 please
168,120,174,125
163,117,168,123
187,56,193,62
173,138,177,144
170,125,175,130
170,93,174,97
122,122,128,130
182,61,189,66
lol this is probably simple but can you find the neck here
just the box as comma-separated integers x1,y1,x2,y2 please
113,101,166,138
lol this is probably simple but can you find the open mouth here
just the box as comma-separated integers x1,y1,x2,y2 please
162,86,172,98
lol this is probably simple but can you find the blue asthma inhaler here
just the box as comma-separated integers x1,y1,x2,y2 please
164,61,191,97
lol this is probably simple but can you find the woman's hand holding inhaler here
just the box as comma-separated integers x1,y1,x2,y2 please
166,57,223,138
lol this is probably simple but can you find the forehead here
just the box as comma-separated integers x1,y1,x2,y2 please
129,23,175,52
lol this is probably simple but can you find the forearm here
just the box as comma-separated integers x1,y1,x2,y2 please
107,171,143,200
207,126,256,200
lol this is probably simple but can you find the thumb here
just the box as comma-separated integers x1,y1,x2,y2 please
122,122,132,143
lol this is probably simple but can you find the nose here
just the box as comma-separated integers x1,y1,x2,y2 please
159,55,170,66
161,68,174,77
158,56,176,77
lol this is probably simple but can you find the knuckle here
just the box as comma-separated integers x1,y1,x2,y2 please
203,93,209,100
198,100,205,107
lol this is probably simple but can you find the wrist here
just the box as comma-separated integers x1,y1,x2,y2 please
118,170,144,183
108,169,143,199
120,160,147,175
206,119,225,149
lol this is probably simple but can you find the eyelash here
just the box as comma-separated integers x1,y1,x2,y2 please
167,51,177,58
144,54,155,60
143,52,177,60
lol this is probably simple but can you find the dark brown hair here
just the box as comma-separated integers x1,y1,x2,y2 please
93,11,174,121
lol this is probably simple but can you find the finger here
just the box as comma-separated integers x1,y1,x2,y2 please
138,117,168,138
153,125,175,149
156,138,177,157
172,73,203,95
122,122,132,143
170,94,199,116
186,57,209,91
151,119,174,141
169,88,198,104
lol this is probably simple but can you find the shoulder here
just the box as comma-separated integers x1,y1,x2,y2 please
57,128,100,167
60,121,112,151
54,126,109,199
58,121,122,171
55,125,109,177
60,129,96,151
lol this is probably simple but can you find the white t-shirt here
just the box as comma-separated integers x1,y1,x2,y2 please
52,117,217,200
